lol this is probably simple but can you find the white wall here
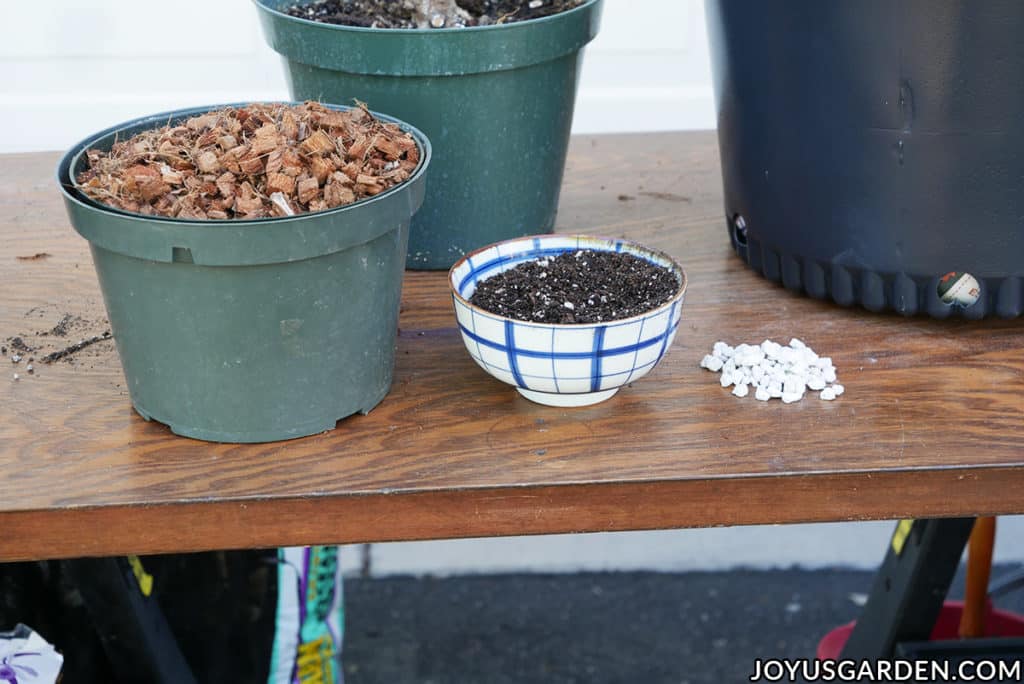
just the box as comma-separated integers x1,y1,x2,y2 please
0,0,714,153
575,0,715,134
339,519,1024,578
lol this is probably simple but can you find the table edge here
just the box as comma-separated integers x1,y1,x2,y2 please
4,464,1022,561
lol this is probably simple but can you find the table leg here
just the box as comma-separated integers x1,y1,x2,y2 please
61,556,198,684
839,517,975,659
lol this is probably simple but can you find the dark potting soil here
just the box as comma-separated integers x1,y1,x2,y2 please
469,250,680,324
283,0,583,29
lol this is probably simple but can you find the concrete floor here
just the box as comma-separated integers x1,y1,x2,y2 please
342,566,1024,684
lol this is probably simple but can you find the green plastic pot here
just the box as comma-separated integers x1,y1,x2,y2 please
254,0,603,270
57,103,431,443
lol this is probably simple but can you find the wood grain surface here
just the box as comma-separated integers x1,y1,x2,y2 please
2,132,1023,562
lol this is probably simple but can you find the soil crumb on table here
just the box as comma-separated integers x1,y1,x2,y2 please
5,308,114,376
7,337,33,354
469,250,680,324
75,101,420,220
39,332,112,364
47,314,79,337
283,0,583,29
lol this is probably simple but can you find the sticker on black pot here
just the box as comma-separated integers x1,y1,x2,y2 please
937,271,981,307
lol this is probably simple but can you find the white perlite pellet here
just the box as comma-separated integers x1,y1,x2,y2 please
700,338,843,402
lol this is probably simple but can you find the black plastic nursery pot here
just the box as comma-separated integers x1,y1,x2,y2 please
707,0,1024,318
58,103,431,443
254,0,603,270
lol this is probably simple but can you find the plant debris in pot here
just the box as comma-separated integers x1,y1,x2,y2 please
75,101,420,219
469,250,681,324
283,0,584,29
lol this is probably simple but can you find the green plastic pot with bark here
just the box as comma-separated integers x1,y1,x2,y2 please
57,103,431,443
254,0,603,270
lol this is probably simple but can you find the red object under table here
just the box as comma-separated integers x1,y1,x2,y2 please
818,601,1024,660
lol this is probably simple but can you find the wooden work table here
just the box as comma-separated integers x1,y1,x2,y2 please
2,132,1023,563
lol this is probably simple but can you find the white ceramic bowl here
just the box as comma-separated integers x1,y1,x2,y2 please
449,235,687,407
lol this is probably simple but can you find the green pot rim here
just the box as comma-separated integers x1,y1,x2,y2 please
57,102,432,266
253,0,603,76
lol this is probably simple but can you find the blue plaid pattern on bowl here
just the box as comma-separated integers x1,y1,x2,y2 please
449,235,686,396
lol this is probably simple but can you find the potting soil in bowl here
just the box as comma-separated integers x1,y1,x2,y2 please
469,249,680,324
58,102,431,443
450,235,687,407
